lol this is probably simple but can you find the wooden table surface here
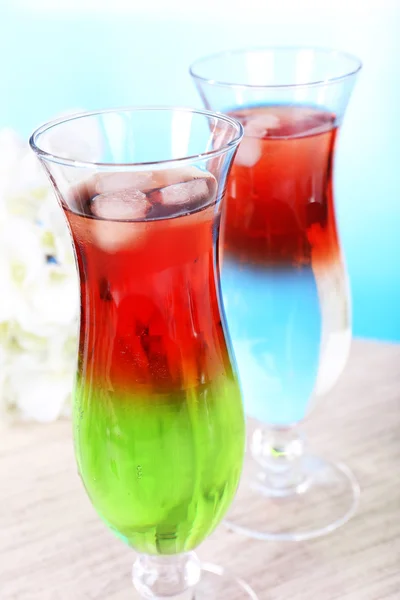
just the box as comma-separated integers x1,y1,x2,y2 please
1,339,400,600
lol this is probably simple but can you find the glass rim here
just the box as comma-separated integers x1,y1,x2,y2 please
29,105,244,170
189,45,363,90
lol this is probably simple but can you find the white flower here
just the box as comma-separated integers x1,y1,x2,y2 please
0,129,51,221
38,196,76,268
0,217,45,324
0,129,25,178
15,263,78,338
6,350,75,423
0,127,79,423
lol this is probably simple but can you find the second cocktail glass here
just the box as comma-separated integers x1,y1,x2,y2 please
191,47,362,541
30,107,258,599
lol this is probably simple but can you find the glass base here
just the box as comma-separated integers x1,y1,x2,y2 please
111,563,258,599
224,454,360,541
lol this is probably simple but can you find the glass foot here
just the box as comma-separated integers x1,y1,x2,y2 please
224,454,360,541
110,563,258,599
191,563,258,599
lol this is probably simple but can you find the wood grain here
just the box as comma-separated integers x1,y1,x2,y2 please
1,339,399,599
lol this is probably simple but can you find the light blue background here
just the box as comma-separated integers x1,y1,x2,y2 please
1,2,399,341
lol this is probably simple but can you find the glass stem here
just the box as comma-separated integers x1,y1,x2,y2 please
132,552,201,599
251,425,308,496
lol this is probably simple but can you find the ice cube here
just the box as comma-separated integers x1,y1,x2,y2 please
245,112,281,138
88,166,215,196
147,167,216,216
235,137,262,167
93,171,157,195
91,217,145,253
149,178,211,208
89,189,150,253
90,189,150,221
151,166,216,190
